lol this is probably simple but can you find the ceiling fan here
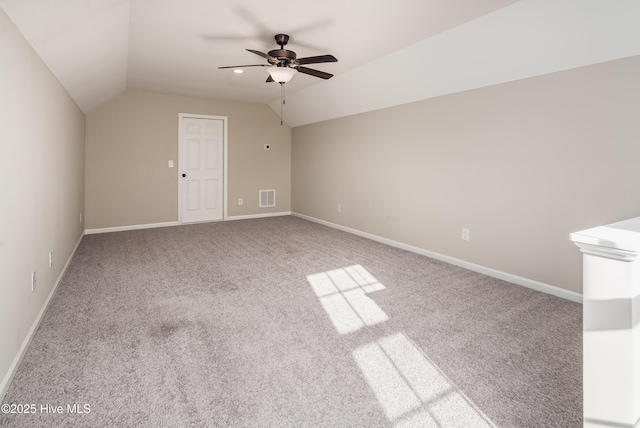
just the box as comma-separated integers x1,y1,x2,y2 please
218,34,338,84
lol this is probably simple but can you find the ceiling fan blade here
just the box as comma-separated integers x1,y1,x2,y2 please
296,55,337,65
218,64,266,69
246,49,272,60
296,66,333,80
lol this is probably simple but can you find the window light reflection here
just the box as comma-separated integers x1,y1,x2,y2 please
354,333,496,427
307,265,388,335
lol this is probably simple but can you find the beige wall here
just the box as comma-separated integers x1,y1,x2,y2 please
0,9,85,393
85,90,291,229
292,55,640,294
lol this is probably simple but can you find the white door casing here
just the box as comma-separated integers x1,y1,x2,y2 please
178,114,227,223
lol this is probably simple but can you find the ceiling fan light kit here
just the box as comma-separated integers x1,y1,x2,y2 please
266,65,297,84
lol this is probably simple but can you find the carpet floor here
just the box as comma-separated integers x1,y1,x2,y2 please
0,216,582,427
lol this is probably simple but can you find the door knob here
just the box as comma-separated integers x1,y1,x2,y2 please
182,173,186,178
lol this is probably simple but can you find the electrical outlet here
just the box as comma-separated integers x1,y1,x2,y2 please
48,251,53,268
238,198,243,206
168,160,174,168
337,204,342,213
462,228,470,241
31,271,36,292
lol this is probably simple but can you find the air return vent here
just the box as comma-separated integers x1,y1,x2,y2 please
259,189,275,208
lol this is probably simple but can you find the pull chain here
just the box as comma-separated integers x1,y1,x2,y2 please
280,82,285,126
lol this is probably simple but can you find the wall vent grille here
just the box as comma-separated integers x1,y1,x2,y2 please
259,189,276,208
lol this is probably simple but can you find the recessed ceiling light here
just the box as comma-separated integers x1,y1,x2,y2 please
233,69,244,74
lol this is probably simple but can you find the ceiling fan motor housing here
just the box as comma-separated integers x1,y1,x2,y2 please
269,34,296,64
268,49,296,63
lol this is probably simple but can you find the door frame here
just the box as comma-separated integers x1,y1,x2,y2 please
177,113,228,224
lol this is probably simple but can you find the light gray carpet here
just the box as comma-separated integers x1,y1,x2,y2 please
1,216,581,427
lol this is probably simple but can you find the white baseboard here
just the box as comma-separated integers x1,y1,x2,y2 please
85,221,180,235
226,211,292,221
1,232,84,399
292,212,583,304
85,213,294,234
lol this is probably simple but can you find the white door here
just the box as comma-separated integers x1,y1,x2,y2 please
180,116,225,223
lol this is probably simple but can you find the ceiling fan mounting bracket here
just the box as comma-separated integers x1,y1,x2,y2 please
274,34,289,47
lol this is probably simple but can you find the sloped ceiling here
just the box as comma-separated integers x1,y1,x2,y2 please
1,0,639,127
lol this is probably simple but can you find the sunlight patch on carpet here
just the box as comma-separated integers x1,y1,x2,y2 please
307,265,388,334
353,333,496,427
308,264,495,427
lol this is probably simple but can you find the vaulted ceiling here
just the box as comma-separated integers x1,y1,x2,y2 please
1,0,639,126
